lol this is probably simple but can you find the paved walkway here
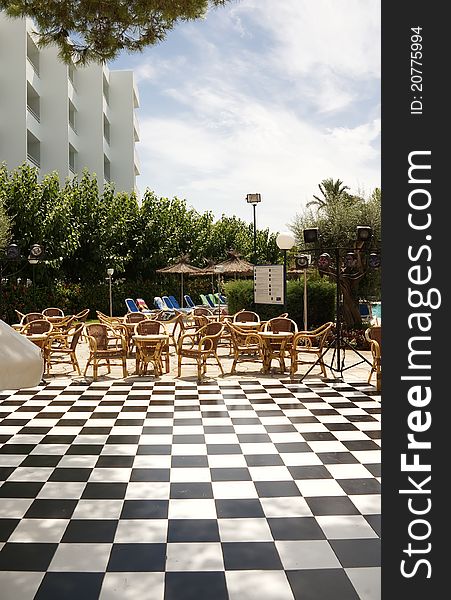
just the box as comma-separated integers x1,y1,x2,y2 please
0,340,380,599
45,335,376,385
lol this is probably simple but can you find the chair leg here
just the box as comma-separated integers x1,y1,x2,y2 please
318,354,327,377
290,353,297,377
93,362,98,381
84,357,91,377
177,356,182,377
122,358,128,378
197,359,203,382
214,353,224,376
72,353,81,376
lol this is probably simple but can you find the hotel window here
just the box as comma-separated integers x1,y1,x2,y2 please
26,82,40,122
27,131,40,167
26,33,40,75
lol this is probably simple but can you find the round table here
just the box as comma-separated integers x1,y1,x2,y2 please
133,334,170,376
232,321,261,329
258,331,294,373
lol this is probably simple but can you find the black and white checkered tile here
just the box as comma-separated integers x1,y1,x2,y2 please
0,378,381,599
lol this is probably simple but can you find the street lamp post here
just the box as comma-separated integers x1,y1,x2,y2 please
107,268,114,316
246,193,262,264
295,254,310,330
27,244,45,311
276,232,296,314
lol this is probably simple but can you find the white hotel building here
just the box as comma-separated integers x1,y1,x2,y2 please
0,13,140,193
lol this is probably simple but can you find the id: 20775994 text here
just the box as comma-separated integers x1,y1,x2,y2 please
410,26,423,115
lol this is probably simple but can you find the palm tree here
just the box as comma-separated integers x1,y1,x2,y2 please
306,178,351,211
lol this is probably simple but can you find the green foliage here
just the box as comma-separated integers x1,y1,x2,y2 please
0,0,231,64
0,274,235,324
0,191,11,251
0,163,280,305
224,277,335,329
290,180,381,300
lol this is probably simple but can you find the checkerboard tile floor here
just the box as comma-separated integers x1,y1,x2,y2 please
0,378,381,599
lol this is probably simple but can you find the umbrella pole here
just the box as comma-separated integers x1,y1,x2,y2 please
181,273,184,308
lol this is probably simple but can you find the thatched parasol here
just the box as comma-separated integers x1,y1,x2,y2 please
156,255,203,307
211,250,254,278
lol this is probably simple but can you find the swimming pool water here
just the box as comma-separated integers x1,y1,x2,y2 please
371,303,381,318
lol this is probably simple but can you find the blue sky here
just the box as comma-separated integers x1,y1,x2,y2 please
110,0,380,232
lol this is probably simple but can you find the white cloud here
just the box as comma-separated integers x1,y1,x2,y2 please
124,0,380,231
137,100,380,230
237,0,381,79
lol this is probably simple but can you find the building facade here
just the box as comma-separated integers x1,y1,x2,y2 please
0,13,140,193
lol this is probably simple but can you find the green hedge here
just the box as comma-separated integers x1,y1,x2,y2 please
224,277,336,329
0,275,224,324
1,274,335,328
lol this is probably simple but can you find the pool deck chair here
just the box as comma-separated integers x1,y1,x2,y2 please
359,301,372,323
200,294,215,308
169,295,181,309
215,293,227,305
154,296,172,311
136,298,153,313
169,295,192,313
162,295,177,310
207,293,219,307
125,298,140,313
184,295,196,308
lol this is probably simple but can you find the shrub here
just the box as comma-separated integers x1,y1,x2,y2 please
224,276,335,329
0,275,234,324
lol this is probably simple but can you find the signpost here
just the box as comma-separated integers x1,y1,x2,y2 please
253,265,284,305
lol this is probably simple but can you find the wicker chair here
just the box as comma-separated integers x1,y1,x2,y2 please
290,322,334,378
233,310,260,323
365,325,381,391
153,311,184,348
14,309,25,322
20,319,53,336
74,308,90,323
177,321,225,381
20,319,53,370
45,323,84,375
227,322,263,374
96,311,123,325
20,312,46,325
42,307,65,318
84,323,128,381
49,314,76,335
134,319,170,375
193,307,213,317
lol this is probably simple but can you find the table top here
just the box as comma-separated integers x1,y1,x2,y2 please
133,334,169,341
232,321,261,328
22,333,49,341
259,331,294,337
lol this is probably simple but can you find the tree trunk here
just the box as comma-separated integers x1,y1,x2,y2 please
340,277,362,328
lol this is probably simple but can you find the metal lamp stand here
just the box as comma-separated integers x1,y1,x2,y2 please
298,247,372,383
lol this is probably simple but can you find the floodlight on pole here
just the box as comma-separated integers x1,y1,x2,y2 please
246,193,262,265
107,268,114,316
298,226,377,382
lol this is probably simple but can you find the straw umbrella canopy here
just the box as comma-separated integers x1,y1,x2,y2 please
156,255,204,307
211,250,254,278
